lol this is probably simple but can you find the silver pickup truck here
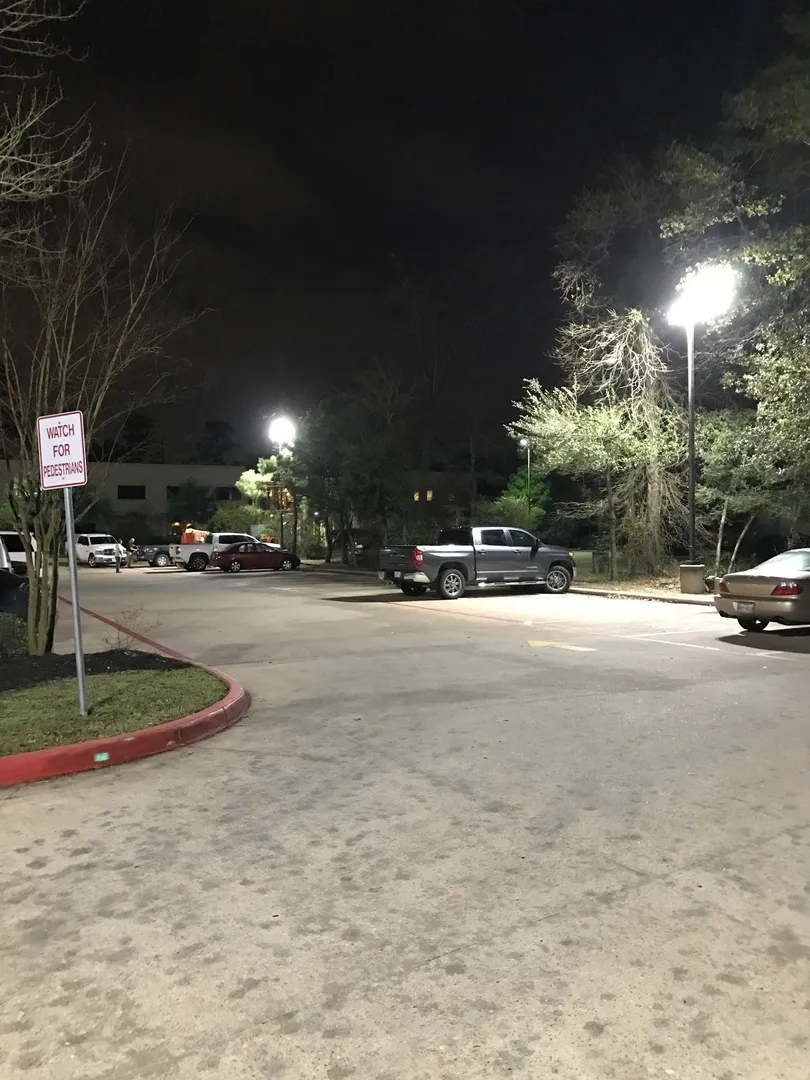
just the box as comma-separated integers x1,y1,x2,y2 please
379,526,575,600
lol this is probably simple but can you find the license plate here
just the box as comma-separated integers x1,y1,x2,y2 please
734,601,755,614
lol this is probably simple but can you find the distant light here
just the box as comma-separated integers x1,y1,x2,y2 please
269,416,296,449
668,264,736,328
519,438,529,448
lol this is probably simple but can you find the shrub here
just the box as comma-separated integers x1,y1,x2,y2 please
0,612,26,658
209,503,262,533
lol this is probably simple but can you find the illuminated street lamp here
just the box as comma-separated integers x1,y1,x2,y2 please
268,415,296,454
668,265,736,564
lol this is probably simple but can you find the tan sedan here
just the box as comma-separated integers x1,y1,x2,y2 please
715,548,810,632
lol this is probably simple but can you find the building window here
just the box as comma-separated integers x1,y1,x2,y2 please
214,486,240,502
117,485,146,500
413,491,420,502
426,490,434,502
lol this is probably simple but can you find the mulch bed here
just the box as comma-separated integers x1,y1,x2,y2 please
1,650,189,694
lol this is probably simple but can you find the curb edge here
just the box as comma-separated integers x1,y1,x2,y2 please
0,603,249,788
570,586,714,606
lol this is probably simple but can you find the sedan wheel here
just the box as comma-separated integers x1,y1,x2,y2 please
738,617,769,632
155,553,170,568
229,560,242,573
545,566,572,594
280,558,294,571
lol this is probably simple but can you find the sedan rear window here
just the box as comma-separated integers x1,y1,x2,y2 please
756,550,810,574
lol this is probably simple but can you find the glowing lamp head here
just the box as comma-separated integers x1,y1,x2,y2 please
668,264,736,328
268,416,296,449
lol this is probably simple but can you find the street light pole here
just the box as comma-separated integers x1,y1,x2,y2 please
520,438,531,506
668,263,736,574
686,319,696,564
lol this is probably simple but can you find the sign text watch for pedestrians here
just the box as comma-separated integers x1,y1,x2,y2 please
36,410,87,490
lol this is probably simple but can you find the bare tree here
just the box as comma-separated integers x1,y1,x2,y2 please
0,176,192,652
0,2,92,211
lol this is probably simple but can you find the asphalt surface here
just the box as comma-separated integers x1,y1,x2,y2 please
2,566,810,1079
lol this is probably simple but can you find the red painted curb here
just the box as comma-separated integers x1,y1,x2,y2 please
0,603,249,787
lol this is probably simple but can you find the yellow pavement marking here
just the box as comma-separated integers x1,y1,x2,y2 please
527,640,595,652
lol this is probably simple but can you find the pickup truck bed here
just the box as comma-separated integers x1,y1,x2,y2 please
379,526,574,600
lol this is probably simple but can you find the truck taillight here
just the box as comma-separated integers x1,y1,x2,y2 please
412,548,423,569
772,581,802,597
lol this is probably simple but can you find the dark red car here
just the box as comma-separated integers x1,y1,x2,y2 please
209,541,300,574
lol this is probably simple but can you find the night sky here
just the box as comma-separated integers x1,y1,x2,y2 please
59,0,779,458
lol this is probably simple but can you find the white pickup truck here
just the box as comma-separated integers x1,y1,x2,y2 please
170,532,257,572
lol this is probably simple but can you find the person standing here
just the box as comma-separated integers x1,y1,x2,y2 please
126,537,138,568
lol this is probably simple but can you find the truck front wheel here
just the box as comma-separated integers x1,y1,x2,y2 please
437,567,466,600
545,565,572,594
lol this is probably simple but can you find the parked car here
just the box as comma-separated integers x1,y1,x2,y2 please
0,536,11,574
715,548,810,631
379,526,575,600
0,567,27,618
210,541,300,573
140,541,173,568
0,530,36,576
170,532,258,572
75,533,126,567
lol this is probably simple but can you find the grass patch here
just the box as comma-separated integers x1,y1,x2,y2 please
0,667,226,756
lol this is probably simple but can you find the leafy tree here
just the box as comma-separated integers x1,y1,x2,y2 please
196,420,237,465
697,410,789,575
168,480,216,530
658,15,810,512
0,493,13,528
512,385,643,580
475,466,549,534
115,412,162,463
551,169,688,574
291,369,413,563
209,502,262,534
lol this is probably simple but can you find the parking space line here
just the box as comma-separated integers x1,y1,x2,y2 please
635,638,722,652
528,640,595,652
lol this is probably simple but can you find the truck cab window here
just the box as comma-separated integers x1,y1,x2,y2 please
480,529,509,546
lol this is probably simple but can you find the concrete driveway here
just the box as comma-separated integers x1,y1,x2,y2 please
2,567,810,1079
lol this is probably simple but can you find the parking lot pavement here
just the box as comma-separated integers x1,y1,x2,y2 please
3,567,810,1079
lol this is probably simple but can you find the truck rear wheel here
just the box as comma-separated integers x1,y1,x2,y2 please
437,567,465,600
188,553,208,572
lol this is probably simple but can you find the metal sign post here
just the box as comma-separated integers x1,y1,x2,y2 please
62,487,87,715
36,410,88,716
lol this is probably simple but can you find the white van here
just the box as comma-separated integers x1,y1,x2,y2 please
0,535,11,573
0,531,35,575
